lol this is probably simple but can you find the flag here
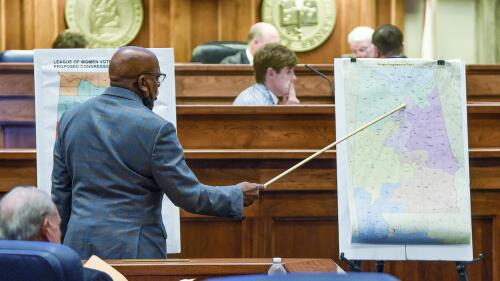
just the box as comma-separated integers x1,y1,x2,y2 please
421,0,437,59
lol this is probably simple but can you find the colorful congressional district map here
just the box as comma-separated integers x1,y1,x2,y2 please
339,60,471,245
58,72,109,119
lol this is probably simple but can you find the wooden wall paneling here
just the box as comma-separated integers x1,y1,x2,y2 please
191,0,219,50
147,0,171,47
261,191,336,259
375,0,405,29
171,217,243,258
33,0,61,48
467,66,500,102
56,0,65,31
243,215,266,257
375,0,390,29
187,157,337,191
334,0,350,59
0,150,36,194
333,0,378,56
22,0,34,49
129,0,151,47
468,216,494,281
171,0,191,62
472,191,500,280
4,0,21,49
218,0,257,42
176,107,335,150
467,105,500,148
273,216,337,258
0,0,5,50
0,98,34,123
359,0,377,27
394,0,405,29
4,126,35,148
0,64,34,97
469,156,500,190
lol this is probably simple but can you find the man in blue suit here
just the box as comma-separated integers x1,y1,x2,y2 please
52,46,263,259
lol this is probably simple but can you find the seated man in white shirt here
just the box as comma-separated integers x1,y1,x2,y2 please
233,43,300,106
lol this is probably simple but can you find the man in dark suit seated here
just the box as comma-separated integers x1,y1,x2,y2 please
220,22,280,64
372,24,407,58
52,46,264,259
0,186,112,281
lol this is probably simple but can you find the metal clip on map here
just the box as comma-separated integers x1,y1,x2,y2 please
456,253,484,281
437,59,445,66
350,57,357,63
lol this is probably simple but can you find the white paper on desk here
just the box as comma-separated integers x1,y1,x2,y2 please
84,255,128,281
34,48,180,253
334,58,473,261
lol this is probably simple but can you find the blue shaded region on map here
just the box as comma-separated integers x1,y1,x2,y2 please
58,80,106,120
353,183,441,244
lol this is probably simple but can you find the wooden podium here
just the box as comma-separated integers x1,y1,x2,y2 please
107,258,342,281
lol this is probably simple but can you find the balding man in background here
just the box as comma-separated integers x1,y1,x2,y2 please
52,46,263,259
347,26,377,58
0,186,112,281
221,22,280,64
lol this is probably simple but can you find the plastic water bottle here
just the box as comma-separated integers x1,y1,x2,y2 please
268,257,287,275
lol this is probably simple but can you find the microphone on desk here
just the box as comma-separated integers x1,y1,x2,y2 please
304,64,334,103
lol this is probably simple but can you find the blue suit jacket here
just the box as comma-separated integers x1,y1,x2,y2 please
52,86,243,259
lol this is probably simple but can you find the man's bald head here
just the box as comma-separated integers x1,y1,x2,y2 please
248,22,280,56
108,46,162,108
109,46,160,91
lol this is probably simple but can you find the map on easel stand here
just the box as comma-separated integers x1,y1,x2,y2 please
334,58,472,261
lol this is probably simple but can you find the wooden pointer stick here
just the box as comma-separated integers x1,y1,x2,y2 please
264,103,407,188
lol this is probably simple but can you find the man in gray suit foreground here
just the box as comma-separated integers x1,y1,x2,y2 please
52,46,264,259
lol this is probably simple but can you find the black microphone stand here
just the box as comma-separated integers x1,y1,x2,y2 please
304,64,334,103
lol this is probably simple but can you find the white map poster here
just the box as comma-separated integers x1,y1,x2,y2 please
34,48,181,254
334,58,472,261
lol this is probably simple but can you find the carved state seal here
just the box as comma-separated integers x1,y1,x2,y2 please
65,0,143,48
262,0,336,52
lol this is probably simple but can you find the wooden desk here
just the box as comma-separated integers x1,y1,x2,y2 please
107,258,340,281
1,63,500,106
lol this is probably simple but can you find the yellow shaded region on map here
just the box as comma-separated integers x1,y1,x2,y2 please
60,72,110,96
